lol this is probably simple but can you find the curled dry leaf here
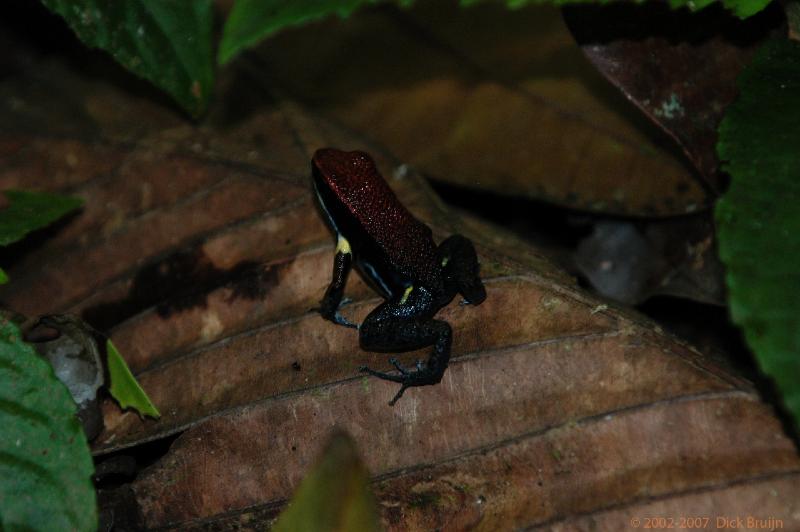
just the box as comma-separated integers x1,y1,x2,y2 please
1,13,798,531
563,2,785,187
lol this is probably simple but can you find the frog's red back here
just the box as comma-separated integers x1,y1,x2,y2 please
312,148,440,288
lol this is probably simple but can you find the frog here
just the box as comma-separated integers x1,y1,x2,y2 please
312,148,486,405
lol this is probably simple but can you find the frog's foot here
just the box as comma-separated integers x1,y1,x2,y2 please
358,364,405,383
318,306,359,329
437,234,487,305
331,312,359,329
359,359,441,405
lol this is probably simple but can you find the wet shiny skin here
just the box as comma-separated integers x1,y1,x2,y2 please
313,148,486,405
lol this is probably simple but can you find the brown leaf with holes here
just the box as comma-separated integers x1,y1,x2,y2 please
249,1,704,217
1,6,798,531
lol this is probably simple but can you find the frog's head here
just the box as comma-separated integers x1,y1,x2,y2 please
312,148,377,193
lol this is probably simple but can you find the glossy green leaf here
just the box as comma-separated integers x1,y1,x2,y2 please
273,432,382,532
219,0,415,64
107,339,160,418
40,0,214,117
0,319,96,531
0,190,83,247
0,268,7,284
716,38,800,426
465,0,770,18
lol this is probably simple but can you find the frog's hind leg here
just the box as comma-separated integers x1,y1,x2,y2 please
437,234,487,305
358,299,452,405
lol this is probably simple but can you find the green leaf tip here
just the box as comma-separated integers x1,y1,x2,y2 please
0,268,7,284
0,319,97,531
273,431,382,532
716,38,800,430
39,0,214,118
219,0,377,65
107,339,161,419
0,189,83,247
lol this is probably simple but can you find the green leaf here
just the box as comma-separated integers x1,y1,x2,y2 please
273,431,382,532
716,38,800,427
671,0,768,17
107,339,160,419
465,0,771,18
0,190,83,247
0,268,7,284
40,0,214,117
219,0,410,64
0,319,96,531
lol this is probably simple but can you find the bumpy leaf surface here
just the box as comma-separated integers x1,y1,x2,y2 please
0,320,96,531
716,38,800,426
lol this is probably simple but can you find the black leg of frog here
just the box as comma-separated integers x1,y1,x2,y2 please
359,285,453,405
318,236,358,329
438,234,487,306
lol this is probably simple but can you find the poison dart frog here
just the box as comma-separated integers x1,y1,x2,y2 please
312,148,486,405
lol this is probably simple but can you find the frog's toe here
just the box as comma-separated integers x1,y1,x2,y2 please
333,312,358,329
462,281,487,305
388,384,411,406
386,370,440,405
359,364,405,383
389,357,410,375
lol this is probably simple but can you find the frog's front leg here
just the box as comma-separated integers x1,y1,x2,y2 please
318,235,358,329
358,288,452,405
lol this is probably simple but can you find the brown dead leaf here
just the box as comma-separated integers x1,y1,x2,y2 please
1,9,798,531
563,2,785,186
248,1,704,217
